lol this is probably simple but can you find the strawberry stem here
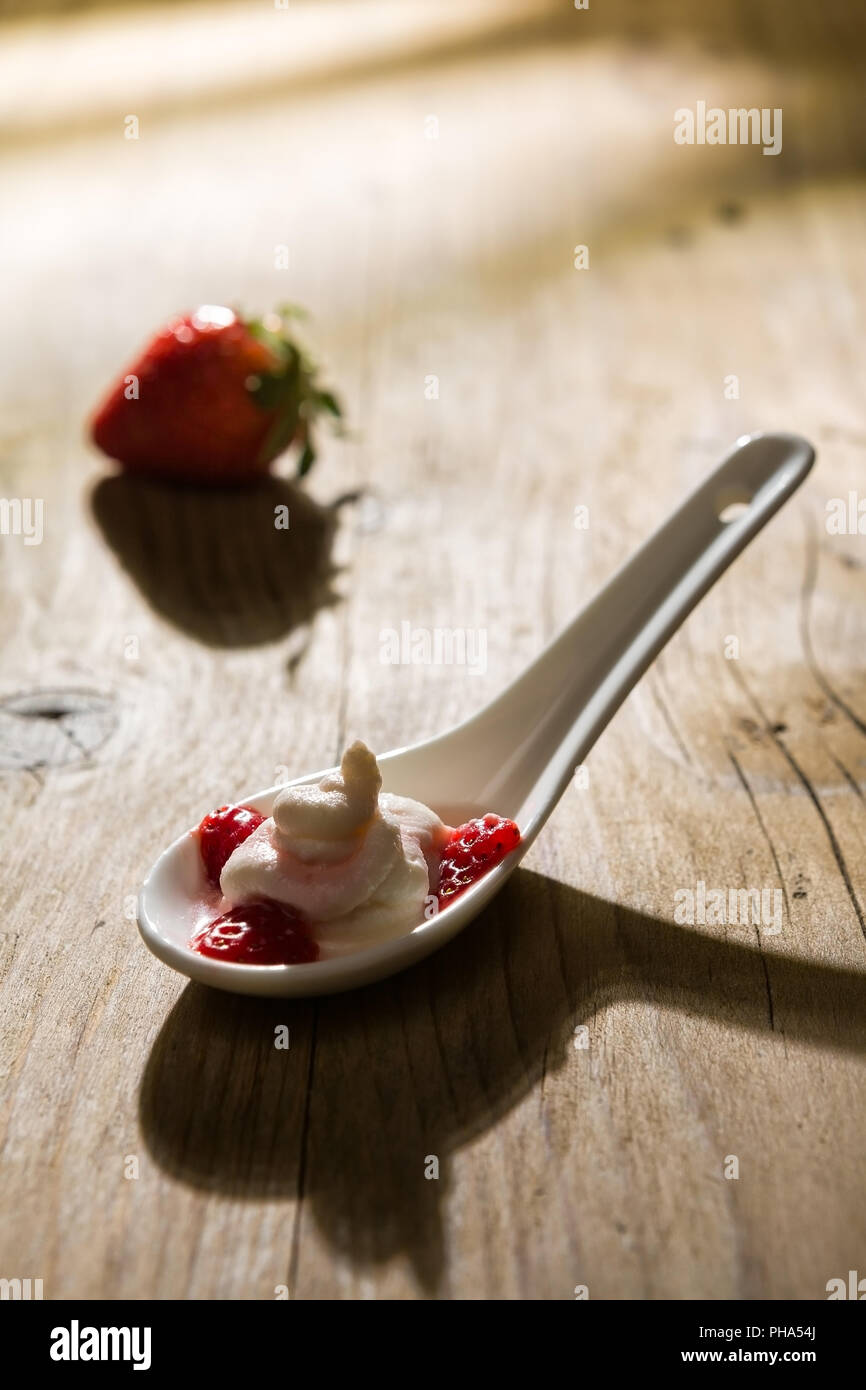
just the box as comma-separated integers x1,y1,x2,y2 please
245,308,343,475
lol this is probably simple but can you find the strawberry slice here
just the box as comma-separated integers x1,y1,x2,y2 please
191,900,319,965
197,803,264,889
90,304,342,483
437,814,521,905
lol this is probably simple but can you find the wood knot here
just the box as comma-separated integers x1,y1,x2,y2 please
0,688,117,770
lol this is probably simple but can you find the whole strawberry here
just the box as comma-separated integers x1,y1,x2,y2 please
90,304,342,483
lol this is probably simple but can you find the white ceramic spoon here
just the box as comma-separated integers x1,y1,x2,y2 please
138,432,814,997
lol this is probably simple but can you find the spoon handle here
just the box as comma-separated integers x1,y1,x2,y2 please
440,432,815,828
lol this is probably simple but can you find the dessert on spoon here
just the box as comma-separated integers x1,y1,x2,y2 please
138,432,814,997
191,741,520,965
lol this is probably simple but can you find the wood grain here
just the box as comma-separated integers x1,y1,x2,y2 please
0,0,864,1300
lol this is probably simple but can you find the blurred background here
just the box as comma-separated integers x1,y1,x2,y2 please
2,0,865,671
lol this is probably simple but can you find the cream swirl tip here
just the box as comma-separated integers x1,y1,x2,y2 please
271,740,380,857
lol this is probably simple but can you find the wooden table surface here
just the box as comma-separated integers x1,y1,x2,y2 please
1,0,865,1300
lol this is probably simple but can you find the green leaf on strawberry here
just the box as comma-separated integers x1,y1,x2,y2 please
245,308,343,475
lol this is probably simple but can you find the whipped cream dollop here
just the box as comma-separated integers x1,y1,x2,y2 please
220,742,450,956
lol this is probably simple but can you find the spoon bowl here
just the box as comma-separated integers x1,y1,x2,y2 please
139,432,815,996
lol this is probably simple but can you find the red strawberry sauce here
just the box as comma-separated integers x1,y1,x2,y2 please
190,804,521,965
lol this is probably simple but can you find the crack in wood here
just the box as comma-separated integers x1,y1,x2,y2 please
0,688,117,770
